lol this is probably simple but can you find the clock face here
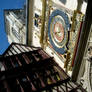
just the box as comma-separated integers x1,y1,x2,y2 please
48,10,70,54
54,22,64,42
50,15,68,48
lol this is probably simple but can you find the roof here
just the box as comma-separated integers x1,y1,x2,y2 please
3,43,40,57
0,43,86,92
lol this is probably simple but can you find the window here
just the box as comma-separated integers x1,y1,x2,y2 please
12,27,20,40
11,56,19,67
6,19,10,35
34,13,39,27
4,58,13,69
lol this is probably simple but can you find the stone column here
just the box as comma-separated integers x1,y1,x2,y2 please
72,0,92,81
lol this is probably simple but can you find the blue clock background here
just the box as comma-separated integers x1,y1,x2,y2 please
0,0,26,55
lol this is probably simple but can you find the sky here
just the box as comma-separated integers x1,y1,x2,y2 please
0,0,26,55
